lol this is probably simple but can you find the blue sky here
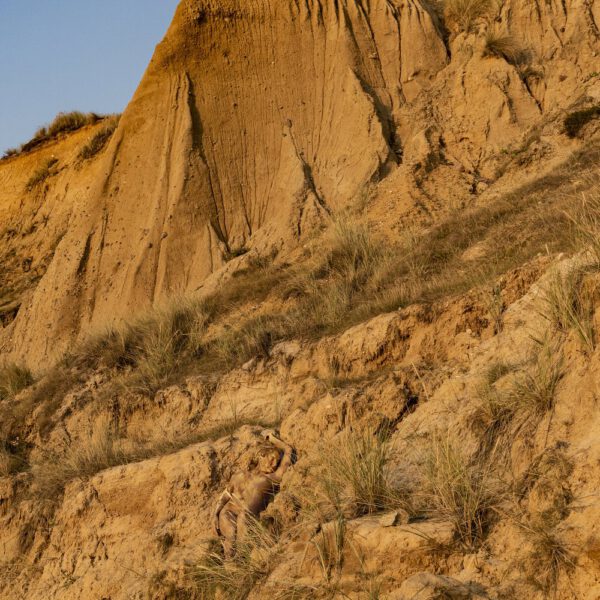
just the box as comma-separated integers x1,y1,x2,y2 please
0,0,180,152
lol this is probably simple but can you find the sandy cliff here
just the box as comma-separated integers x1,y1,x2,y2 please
1,0,600,598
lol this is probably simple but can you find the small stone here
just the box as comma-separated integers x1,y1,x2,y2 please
380,509,410,527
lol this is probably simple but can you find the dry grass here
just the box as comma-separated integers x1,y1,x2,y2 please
311,514,347,582
31,418,126,499
422,435,500,548
511,338,564,418
9,112,107,156
0,363,34,401
296,428,405,522
569,180,600,266
191,519,278,599
30,417,274,500
444,0,492,32
30,146,600,419
25,157,58,191
78,115,120,160
483,31,529,66
542,268,596,352
521,516,577,593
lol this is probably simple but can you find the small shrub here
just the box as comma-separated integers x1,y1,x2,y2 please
0,448,26,477
78,115,120,160
2,148,18,159
25,157,58,191
444,0,492,33
564,105,600,138
423,435,499,548
483,31,529,66
0,363,34,401
542,269,595,352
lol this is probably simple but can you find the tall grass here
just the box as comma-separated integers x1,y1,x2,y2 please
78,115,120,160
444,0,492,32
0,363,34,401
511,339,564,417
542,269,596,352
483,31,529,66
422,435,500,548
191,519,278,599
297,428,404,522
31,418,125,498
569,180,600,266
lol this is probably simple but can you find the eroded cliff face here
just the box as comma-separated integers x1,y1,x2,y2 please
1,2,600,597
2,0,599,367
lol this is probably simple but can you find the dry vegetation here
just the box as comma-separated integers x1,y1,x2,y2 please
296,428,405,523
78,115,120,160
422,435,500,548
443,0,492,33
483,30,529,66
3,111,112,159
25,157,58,191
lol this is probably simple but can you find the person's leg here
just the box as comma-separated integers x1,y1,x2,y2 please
218,510,238,559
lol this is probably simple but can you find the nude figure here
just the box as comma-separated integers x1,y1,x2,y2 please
213,429,295,558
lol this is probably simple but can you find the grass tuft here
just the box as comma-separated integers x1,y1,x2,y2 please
191,519,278,599
483,31,529,66
31,418,125,499
542,268,596,352
78,115,120,160
444,0,492,33
25,157,58,191
0,363,34,401
511,339,564,417
297,428,405,522
422,435,500,548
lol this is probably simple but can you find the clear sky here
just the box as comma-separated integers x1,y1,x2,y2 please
0,0,180,152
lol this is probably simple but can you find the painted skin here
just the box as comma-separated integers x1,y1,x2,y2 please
213,429,294,558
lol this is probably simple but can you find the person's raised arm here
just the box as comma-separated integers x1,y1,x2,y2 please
213,487,232,536
261,429,295,482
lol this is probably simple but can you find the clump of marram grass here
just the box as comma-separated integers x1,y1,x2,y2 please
511,338,564,417
568,180,600,266
422,435,500,548
25,157,58,191
542,268,596,352
296,428,405,522
191,518,278,599
70,297,210,393
46,111,100,137
78,115,120,160
483,31,529,66
444,0,492,33
31,418,125,499
0,363,34,401
520,516,577,593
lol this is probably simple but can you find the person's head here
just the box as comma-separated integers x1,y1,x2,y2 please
256,445,282,474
